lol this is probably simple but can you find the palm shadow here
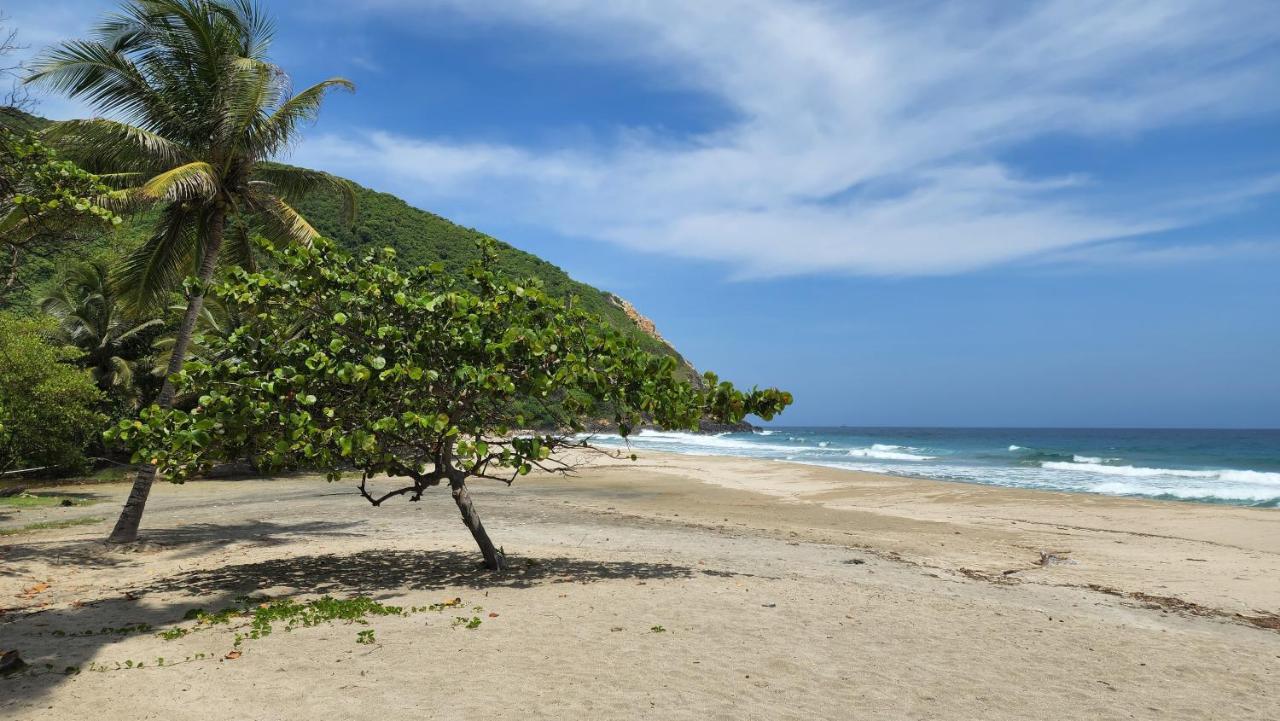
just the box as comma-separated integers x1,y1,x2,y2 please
1,544,719,712
0,519,370,577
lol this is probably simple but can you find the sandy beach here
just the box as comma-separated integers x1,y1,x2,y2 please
2,451,1278,720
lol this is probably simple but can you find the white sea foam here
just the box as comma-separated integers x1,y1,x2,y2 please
847,444,933,461
584,429,819,456
1042,461,1280,486
1008,445,1023,451
1090,482,1280,502
584,429,1279,505
757,430,776,436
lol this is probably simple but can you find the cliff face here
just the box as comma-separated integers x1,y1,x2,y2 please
605,293,702,385
597,294,756,433
604,293,668,344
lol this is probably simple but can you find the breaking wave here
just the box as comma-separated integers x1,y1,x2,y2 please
847,444,933,461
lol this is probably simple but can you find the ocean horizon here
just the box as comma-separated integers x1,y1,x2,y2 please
587,426,1280,507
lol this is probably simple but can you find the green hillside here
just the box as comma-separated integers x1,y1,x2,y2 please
291,175,675,357
3,111,684,363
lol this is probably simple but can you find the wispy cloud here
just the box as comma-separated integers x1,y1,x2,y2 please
11,0,1279,278
291,0,1280,278
1033,239,1280,269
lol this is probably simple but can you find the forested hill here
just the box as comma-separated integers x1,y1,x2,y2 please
291,175,681,360
4,109,689,365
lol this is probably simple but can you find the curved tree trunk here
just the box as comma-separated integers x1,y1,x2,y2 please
107,207,227,544
450,476,505,571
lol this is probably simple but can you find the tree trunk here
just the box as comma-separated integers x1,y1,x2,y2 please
107,206,227,544
450,476,505,571
5,245,18,290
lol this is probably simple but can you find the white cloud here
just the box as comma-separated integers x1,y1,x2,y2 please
290,0,1280,277
13,0,1280,277
1034,239,1280,269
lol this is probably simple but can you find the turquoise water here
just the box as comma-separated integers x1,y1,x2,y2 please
586,427,1280,507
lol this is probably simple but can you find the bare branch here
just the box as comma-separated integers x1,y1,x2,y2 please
0,14,32,111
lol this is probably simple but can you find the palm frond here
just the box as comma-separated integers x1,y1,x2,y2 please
116,202,200,311
95,187,158,214
141,161,219,202
113,317,165,345
24,39,183,130
221,221,258,272
43,119,192,175
250,77,353,157
251,164,356,223
106,355,135,388
223,56,288,153
252,194,321,247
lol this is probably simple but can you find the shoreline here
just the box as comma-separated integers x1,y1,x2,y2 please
585,426,1280,508
559,450,1280,617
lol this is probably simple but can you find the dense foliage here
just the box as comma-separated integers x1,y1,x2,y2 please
0,314,104,474
0,126,120,304
109,239,791,567
39,259,164,397
293,175,682,361
26,0,357,541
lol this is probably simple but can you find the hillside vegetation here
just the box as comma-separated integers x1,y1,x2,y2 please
292,175,679,359
3,110,682,363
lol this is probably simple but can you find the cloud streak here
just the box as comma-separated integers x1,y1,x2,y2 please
14,0,1280,278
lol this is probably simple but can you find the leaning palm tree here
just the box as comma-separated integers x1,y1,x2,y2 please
39,258,163,395
149,292,246,378
26,0,355,542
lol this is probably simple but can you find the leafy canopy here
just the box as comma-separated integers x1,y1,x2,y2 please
108,239,791,492
39,259,164,394
0,313,104,474
0,128,120,303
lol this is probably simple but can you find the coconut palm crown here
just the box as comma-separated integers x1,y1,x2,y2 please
25,0,355,542
39,258,162,394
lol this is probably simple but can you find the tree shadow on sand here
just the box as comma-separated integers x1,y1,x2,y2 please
140,548,705,596
0,519,370,577
1,546,722,711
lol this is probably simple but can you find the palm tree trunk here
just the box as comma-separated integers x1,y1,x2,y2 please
108,206,227,544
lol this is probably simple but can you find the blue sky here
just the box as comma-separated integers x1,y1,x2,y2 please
9,1,1280,427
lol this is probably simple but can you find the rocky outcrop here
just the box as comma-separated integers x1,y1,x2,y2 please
605,293,667,345
697,419,758,434
605,293,704,388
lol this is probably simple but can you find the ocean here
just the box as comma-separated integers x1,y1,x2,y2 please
585,427,1280,507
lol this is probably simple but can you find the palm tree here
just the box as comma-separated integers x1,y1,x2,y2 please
26,0,355,542
39,259,162,395
149,292,246,378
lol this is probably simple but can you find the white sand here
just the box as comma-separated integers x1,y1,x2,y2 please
2,451,1278,720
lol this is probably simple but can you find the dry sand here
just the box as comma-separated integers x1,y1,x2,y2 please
2,451,1278,720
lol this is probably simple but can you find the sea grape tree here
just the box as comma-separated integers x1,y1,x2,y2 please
0,128,120,302
109,239,791,569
